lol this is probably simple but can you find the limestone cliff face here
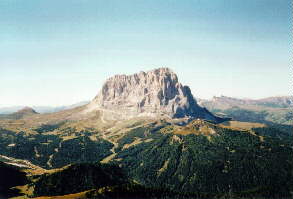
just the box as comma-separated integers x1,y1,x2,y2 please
86,68,223,122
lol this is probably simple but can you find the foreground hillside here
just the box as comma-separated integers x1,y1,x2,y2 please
109,120,292,198
0,118,292,199
0,161,28,198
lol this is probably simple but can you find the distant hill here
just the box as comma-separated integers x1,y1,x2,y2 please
0,107,39,120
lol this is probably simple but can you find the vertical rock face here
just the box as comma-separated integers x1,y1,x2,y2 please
87,68,223,122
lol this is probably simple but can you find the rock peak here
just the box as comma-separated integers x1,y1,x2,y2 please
148,67,174,74
86,68,224,122
107,67,176,82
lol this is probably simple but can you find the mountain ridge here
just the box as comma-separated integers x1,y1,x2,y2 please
197,95,292,125
198,95,292,109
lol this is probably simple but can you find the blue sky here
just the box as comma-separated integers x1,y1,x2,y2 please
0,0,291,107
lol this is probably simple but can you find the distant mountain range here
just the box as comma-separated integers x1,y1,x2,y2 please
197,95,292,109
1,95,290,118
0,101,90,114
197,96,292,125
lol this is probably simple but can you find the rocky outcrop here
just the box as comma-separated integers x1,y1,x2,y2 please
86,68,224,122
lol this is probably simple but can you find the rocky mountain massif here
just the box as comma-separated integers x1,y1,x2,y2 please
0,68,291,199
86,68,224,122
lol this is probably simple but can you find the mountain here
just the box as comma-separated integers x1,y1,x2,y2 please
198,96,292,125
86,68,224,122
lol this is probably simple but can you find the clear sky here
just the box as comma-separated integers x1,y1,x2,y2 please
0,0,291,107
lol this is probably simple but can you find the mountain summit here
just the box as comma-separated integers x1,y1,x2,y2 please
86,68,224,122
